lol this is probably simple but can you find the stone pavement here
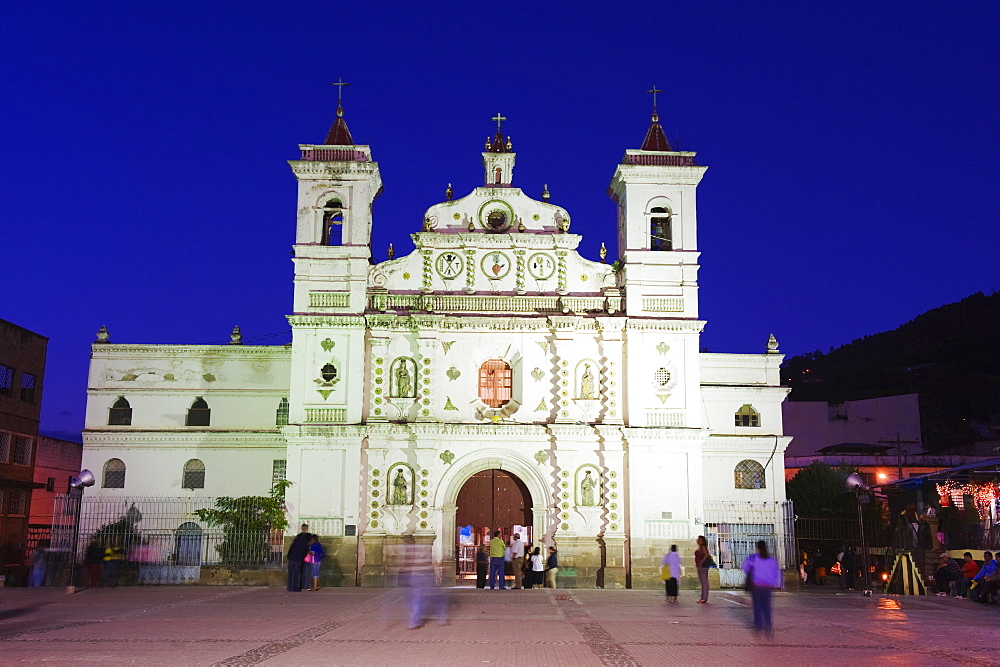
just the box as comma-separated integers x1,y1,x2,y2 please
0,585,997,665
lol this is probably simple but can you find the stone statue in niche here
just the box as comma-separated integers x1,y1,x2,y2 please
390,468,410,505
394,362,412,397
580,364,596,399
580,469,598,506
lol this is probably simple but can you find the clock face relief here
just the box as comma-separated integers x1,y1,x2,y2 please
435,251,463,279
527,253,555,280
481,251,511,279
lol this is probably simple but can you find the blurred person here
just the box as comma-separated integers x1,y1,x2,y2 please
84,540,103,588
510,533,525,589
401,542,448,629
841,547,856,590
476,544,489,589
694,535,713,603
28,544,47,587
545,546,558,588
956,552,980,599
813,549,827,585
743,541,782,639
488,530,506,589
901,503,921,548
662,544,681,602
286,523,311,592
307,535,324,591
102,543,124,588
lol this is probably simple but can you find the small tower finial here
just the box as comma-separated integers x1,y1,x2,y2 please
599,242,607,263
230,325,243,345
387,243,395,260
445,183,453,201
647,85,662,119
766,333,779,354
95,325,110,344
541,184,550,202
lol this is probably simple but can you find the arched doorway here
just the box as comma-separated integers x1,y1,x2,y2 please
455,469,532,584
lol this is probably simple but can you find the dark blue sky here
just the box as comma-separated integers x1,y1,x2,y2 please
3,1,997,441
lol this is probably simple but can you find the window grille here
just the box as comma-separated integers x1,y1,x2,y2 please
0,364,12,396
734,459,766,489
272,459,287,490
276,397,289,426
103,458,126,488
12,436,32,465
479,359,512,408
734,404,760,427
0,490,4,514
186,397,211,426
20,372,36,403
109,396,132,425
9,491,26,515
182,459,206,489
0,432,9,462
654,368,671,387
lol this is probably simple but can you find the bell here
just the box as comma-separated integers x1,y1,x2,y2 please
71,469,96,488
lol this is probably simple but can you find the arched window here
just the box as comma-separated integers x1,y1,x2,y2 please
734,404,760,427
275,397,289,426
321,198,344,246
479,359,512,408
182,459,205,489
108,396,132,426
102,458,126,488
186,397,211,426
734,459,766,489
650,206,672,251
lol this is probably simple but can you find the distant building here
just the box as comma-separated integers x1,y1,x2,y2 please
783,394,922,457
30,436,83,529
0,320,47,584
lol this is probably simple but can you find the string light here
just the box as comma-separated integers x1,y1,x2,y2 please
936,480,1000,520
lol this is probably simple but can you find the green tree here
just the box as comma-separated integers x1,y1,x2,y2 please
193,480,290,566
786,462,858,518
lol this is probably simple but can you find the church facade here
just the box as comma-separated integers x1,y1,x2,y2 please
81,99,791,588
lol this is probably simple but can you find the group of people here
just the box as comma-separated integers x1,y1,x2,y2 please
477,531,558,590
285,523,324,592
932,551,999,603
800,547,858,589
661,535,719,604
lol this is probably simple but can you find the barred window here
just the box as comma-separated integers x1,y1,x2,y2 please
9,491,27,516
182,459,206,489
0,489,4,514
12,435,32,465
272,459,287,489
0,432,9,462
479,359,512,408
20,372,36,403
186,397,211,426
734,459,766,489
276,397,289,426
0,364,12,396
109,396,132,425
103,458,126,488
734,404,760,427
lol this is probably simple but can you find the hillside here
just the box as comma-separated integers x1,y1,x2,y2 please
781,291,1000,450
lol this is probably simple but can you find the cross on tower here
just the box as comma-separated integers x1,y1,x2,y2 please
647,86,662,110
331,77,350,103
492,112,507,133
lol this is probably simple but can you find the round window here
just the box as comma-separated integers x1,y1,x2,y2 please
654,368,671,387
321,363,338,382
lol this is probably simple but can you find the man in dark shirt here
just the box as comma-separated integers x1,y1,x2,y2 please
287,524,311,592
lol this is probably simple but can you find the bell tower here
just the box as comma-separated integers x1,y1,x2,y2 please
482,112,515,186
607,88,707,318
288,82,382,314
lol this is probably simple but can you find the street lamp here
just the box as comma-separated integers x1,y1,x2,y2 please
846,473,874,597
65,469,95,594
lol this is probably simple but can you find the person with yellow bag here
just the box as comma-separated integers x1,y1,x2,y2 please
661,544,682,602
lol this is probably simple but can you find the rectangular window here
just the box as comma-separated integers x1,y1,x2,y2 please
0,364,13,396
9,491,27,516
0,489,4,515
46,477,56,493
12,435,32,465
272,459,287,489
20,372,36,403
0,432,9,462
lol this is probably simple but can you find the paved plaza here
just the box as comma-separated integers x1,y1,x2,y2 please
0,585,997,665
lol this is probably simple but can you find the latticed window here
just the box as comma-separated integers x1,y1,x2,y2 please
0,432,9,462
734,459,766,489
272,459,287,490
275,397,289,426
12,436,32,465
182,459,206,489
0,365,13,396
20,372,36,403
186,397,211,426
734,404,760,427
654,368,671,387
479,359,512,408
103,458,126,488
9,491,26,516
0,490,4,514
108,396,132,425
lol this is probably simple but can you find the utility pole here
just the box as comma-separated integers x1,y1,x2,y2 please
879,434,920,482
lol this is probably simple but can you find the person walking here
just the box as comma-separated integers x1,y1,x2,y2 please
694,535,713,603
841,547,856,590
475,545,489,589
286,523,311,592
488,530,506,590
662,544,681,602
545,547,559,589
742,540,782,639
510,533,525,589
84,540,103,588
307,535,324,591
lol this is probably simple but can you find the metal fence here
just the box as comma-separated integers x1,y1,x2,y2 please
702,501,795,588
38,494,285,586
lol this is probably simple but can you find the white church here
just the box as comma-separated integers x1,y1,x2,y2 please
81,93,791,588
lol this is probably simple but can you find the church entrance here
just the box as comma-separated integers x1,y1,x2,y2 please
455,469,532,584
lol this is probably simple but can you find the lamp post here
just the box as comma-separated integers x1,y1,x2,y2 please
65,469,95,594
846,473,874,597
